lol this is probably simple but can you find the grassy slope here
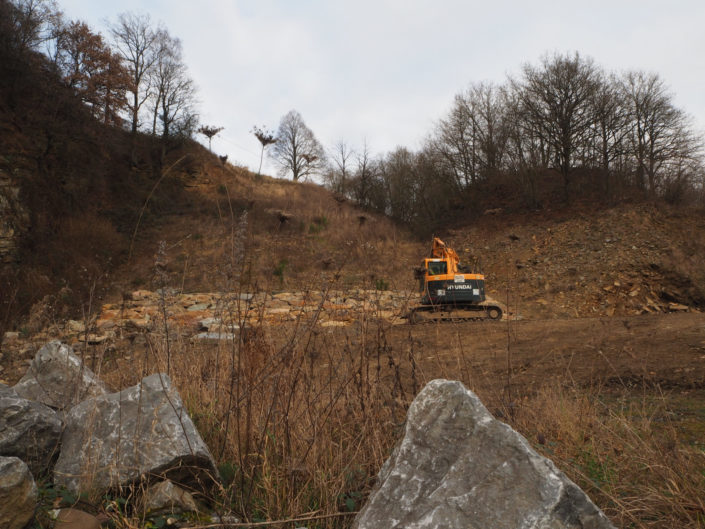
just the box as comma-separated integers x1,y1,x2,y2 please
114,150,421,298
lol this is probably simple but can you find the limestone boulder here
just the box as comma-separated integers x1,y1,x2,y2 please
54,373,218,496
140,480,199,515
0,383,62,475
0,456,38,529
13,341,107,410
353,379,615,529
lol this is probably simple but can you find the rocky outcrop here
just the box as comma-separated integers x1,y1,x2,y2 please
0,456,38,529
54,373,218,495
13,341,107,410
0,383,62,475
353,380,615,529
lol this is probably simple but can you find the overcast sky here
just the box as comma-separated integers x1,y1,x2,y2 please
60,0,705,177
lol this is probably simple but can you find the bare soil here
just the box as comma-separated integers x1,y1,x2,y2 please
354,312,705,450
391,312,705,395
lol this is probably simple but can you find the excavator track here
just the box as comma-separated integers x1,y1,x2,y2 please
406,303,503,325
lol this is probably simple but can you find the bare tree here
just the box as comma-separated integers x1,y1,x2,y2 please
271,110,325,181
352,140,374,206
431,92,475,189
109,12,159,133
346,140,389,211
469,82,510,181
513,52,602,199
7,0,59,53
252,125,276,177
378,147,419,223
620,71,697,195
431,82,509,189
326,139,354,195
588,75,630,196
149,29,198,138
503,93,549,207
198,124,223,151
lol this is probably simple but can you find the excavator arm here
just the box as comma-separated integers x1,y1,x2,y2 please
430,237,459,274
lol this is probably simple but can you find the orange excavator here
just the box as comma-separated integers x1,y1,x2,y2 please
406,237,504,323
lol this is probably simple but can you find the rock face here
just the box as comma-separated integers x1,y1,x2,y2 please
0,383,62,475
55,373,218,495
353,380,615,529
13,341,108,410
0,456,38,529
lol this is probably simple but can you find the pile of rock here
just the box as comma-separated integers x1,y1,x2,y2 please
84,288,415,343
0,341,218,529
452,206,702,319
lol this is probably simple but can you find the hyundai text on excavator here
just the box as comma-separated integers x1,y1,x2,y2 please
405,237,504,323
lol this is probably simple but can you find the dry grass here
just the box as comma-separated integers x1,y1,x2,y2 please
100,299,411,527
92,297,705,529
129,158,421,294
511,383,705,528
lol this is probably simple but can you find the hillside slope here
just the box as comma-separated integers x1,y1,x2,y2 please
445,204,705,319
3,30,704,329
0,35,419,328
105,150,421,297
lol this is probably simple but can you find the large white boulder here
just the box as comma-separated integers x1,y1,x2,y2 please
353,379,615,529
13,341,107,410
0,383,62,475
54,373,217,496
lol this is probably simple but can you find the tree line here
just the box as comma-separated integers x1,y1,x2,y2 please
3,0,198,138
5,0,704,229
318,52,704,231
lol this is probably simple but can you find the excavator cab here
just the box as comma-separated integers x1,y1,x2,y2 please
426,260,447,277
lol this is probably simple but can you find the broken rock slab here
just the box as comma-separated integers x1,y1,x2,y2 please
13,341,107,410
0,456,38,529
54,373,218,496
0,383,62,475
353,379,615,529
140,480,199,515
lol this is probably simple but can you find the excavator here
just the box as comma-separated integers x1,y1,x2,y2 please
405,237,504,323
